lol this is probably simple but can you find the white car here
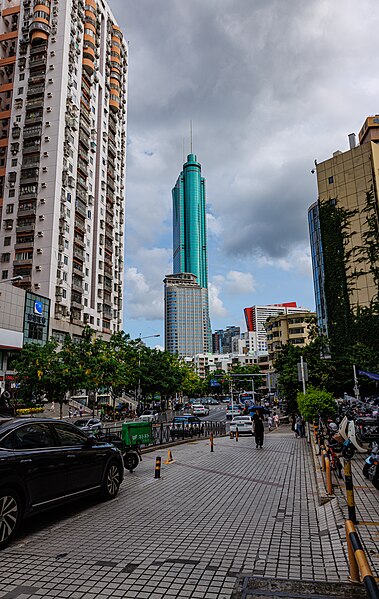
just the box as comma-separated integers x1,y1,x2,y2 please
139,410,159,423
226,405,242,420
192,404,209,417
230,416,254,435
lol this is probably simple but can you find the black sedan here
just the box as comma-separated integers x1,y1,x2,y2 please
0,418,124,550
170,415,203,438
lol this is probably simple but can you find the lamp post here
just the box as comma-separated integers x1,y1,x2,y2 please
136,334,160,410
0,275,23,284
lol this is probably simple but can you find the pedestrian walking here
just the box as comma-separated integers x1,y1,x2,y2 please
50,401,55,412
68,408,73,419
267,415,273,432
291,413,296,433
253,410,265,448
295,414,302,438
79,407,83,417
300,416,306,438
73,409,78,417
273,412,279,429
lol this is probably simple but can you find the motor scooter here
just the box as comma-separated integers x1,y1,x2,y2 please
363,441,379,489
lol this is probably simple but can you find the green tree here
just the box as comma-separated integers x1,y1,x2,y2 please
297,387,337,422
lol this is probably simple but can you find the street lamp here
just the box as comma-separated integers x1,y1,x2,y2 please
136,334,160,408
0,275,23,284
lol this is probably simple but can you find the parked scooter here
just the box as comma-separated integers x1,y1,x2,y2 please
363,441,379,489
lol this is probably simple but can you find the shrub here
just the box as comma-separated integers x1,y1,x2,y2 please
297,387,337,422
16,407,45,415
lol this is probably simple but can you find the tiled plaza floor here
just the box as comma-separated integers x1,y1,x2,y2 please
0,428,359,598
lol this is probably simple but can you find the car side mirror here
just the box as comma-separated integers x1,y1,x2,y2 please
86,435,97,446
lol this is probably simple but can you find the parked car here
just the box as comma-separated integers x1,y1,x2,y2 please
192,404,209,417
230,416,254,435
170,415,203,438
139,410,159,423
74,418,102,432
0,418,124,550
222,397,232,403
226,404,242,420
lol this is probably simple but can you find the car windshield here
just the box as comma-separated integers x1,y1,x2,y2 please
233,417,251,422
74,420,89,427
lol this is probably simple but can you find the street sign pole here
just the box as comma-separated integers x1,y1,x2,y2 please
300,356,306,395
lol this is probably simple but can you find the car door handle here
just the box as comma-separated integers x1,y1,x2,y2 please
66,454,76,458
20,459,32,463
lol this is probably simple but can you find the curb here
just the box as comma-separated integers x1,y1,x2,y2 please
310,433,334,505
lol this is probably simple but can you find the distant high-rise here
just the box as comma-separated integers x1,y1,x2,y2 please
165,152,211,357
164,273,211,358
172,153,208,288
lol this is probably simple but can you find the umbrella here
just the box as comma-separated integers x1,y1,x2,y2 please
248,405,270,414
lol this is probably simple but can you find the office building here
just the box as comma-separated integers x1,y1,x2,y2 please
212,325,240,354
0,0,128,341
244,303,309,354
172,153,208,288
164,273,211,358
166,152,211,356
309,117,379,338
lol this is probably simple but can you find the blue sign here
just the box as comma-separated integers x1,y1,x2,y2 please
210,379,221,387
34,301,43,315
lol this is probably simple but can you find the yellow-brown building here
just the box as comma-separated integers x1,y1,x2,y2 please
265,311,316,367
309,117,379,339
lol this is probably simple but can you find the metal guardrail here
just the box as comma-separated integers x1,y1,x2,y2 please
103,420,226,448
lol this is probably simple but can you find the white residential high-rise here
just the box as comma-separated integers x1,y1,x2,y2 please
0,0,127,341
244,303,310,354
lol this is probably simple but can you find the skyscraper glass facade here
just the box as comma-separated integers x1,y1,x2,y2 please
172,154,208,289
308,202,328,335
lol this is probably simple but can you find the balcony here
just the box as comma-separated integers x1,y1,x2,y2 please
72,280,83,293
74,235,85,248
75,200,87,218
73,262,84,276
73,246,84,260
16,221,35,232
15,240,34,250
24,126,42,139
17,205,36,217
74,218,85,233
71,298,83,310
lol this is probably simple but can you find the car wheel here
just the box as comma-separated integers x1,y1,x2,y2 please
0,488,23,550
123,451,139,472
363,463,370,479
102,461,122,500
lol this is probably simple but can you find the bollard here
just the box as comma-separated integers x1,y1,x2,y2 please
235,427,239,442
321,449,326,471
230,430,234,439
345,520,379,598
154,456,161,479
210,432,214,452
325,454,333,495
344,460,357,524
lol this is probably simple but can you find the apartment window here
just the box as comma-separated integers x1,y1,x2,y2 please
63,256,68,265
4,237,11,246
19,73,25,81
85,268,89,276
8,189,15,197
28,322,43,341
5,204,14,214
2,270,8,280
16,115,21,123
63,272,67,282
11,159,17,167
64,240,69,249
62,289,67,298
328,176,334,184
57,269,61,278
1,253,10,263
18,87,24,95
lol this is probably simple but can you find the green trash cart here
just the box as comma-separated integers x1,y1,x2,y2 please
121,421,154,472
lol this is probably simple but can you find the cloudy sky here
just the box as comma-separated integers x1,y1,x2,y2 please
110,0,379,346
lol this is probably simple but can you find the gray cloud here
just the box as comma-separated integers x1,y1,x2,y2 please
109,0,379,328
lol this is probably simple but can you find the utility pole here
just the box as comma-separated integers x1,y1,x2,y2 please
300,355,306,395
353,365,360,401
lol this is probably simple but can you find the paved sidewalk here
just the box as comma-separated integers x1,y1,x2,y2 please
0,427,360,598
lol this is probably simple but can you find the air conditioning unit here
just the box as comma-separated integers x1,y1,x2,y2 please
41,182,47,188
44,136,50,142
43,151,49,157
47,92,53,98
50,51,56,57
35,265,41,272
39,215,45,221
48,79,54,84
34,283,41,289
45,121,51,127
37,231,44,237
40,198,46,204
49,64,55,70
42,166,47,173
46,107,52,112
51,37,56,43
37,248,43,254
9,182,14,188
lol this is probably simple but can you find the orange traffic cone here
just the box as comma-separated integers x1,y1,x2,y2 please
164,449,175,464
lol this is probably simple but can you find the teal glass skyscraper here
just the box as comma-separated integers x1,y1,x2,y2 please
165,153,211,357
172,154,208,289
